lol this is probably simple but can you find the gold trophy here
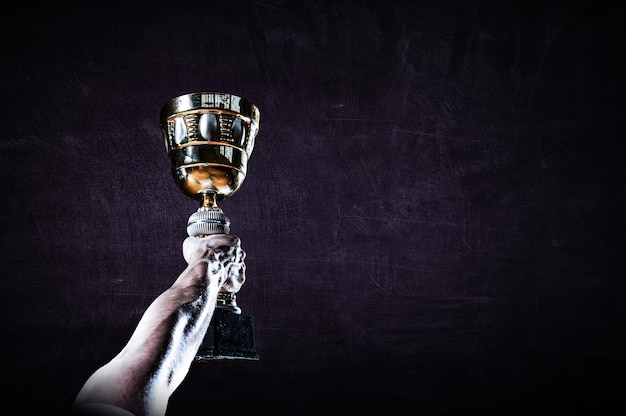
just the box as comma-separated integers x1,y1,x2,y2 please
159,92,260,360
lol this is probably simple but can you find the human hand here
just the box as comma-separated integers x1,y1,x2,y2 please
181,234,246,294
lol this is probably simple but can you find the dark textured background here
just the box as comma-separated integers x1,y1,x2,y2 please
1,1,623,414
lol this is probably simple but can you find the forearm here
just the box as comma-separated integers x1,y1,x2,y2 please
74,235,243,416
75,262,220,415
138,277,221,401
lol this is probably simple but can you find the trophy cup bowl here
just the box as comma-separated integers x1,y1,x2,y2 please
160,92,260,360
160,91,260,203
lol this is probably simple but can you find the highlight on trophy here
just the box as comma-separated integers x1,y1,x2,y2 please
160,92,260,360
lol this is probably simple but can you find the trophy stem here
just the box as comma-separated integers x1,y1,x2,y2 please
200,192,218,210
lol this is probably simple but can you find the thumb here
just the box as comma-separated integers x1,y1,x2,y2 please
182,236,203,264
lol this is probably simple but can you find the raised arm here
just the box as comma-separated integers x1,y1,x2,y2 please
74,234,246,416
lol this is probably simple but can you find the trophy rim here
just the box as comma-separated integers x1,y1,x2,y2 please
159,92,260,128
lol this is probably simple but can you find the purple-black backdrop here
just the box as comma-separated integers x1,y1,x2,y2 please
1,1,623,415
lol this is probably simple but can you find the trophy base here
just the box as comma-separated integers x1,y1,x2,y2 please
195,309,259,361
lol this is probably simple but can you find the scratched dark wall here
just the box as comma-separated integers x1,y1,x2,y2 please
0,1,623,415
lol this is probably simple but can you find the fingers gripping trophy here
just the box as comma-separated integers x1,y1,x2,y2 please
160,92,260,360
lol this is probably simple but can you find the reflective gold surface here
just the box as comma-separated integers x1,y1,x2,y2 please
160,92,260,202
